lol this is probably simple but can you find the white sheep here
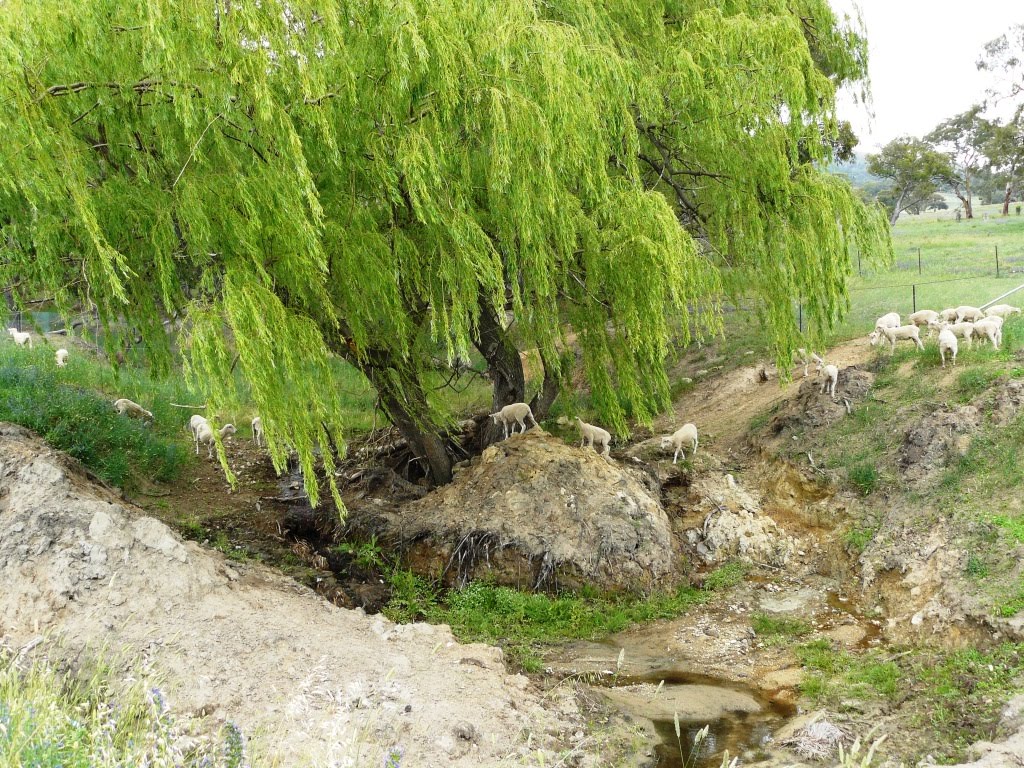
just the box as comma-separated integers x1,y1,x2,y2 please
972,317,1001,349
929,319,975,348
187,414,209,452
252,416,264,447
113,398,153,422
938,308,959,322
908,310,940,337
955,305,985,323
871,324,924,354
7,328,31,348
817,359,839,399
792,348,811,378
660,423,698,464
196,422,237,458
938,327,958,368
985,304,1022,319
490,402,538,439
54,348,68,367
575,416,611,456
874,312,901,332
909,309,939,328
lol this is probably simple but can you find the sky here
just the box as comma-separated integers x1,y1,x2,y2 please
831,1,1022,153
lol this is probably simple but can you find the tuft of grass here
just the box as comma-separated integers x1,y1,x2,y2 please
0,347,187,491
751,612,811,640
955,368,1001,402
844,525,877,555
701,561,748,591
847,463,879,496
0,647,262,767
797,639,900,703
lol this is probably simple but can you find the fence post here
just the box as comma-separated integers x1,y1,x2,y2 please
857,250,862,277
918,247,922,275
996,245,1000,278
912,284,917,313
798,302,803,334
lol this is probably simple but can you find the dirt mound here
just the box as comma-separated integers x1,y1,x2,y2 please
349,429,676,591
0,424,588,767
768,367,874,434
900,405,981,485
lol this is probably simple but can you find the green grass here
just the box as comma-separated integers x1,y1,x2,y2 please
0,648,258,768
751,612,811,641
384,563,748,672
847,462,879,496
844,525,877,554
0,346,187,490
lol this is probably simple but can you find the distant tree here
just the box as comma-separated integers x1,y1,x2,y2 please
977,24,1024,101
927,106,992,219
0,0,891,500
982,109,1024,215
924,194,949,212
867,138,951,224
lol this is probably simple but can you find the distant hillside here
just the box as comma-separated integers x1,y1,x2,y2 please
828,152,883,187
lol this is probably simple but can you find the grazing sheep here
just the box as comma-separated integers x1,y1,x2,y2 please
7,328,31,348
909,310,940,337
575,416,611,456
114,398,153,422
793,348,811,378
196,422,237,458
929,319,975,348
187,414,209,452
871,324,924,354
938,328,958,368
817,359,839,399
972,317,1001,349
252,416,264,447
955,305,985,323
874,312,901,331
54,348,68,367
909,309,940,328
938,308,959,322
660,423,698,464
489,402,538,439
985,304,1022,319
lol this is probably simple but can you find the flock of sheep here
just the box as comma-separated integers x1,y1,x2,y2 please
7,327,67,366
489,402,699,464
867,302,1019,368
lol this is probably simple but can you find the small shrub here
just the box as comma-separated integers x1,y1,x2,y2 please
848,463,879,496
844,525,876,554
702,561,748,591
965,554,989,578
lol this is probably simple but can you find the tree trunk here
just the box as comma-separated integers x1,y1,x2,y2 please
326,334,454,486
471,294,526,410
530,353,562,420
890,188,907,225
368,367,453,485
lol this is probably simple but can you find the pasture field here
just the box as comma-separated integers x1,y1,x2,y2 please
835,202,1024,340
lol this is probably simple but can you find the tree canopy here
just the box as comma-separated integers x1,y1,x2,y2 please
0,0,891,504
867,138,952,224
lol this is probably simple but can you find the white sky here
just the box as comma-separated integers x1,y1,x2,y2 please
832,1,1022,152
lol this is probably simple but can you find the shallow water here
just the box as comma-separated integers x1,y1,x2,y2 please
600,670,795,768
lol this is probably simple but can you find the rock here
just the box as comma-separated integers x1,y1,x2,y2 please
351,430,676,591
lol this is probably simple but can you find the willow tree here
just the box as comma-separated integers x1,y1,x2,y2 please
0,0,890,503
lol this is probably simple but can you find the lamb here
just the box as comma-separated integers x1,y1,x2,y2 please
7,328,31,348
187,414,209,452
870,324,924,354
196,422,237,458
793,348,811,378
252,416,264,447
972,317,1001,349
985,304,1022,319
938,308,959,322
54,348,68,367
908,309,940,328
113,398,153,422
955,305,985,323
817,358,839,399
575,416,611,456
908,310,940,336
873,312,901,331
489,402,538,439
928,319,975,348
938,327,958,368
660,423,698,464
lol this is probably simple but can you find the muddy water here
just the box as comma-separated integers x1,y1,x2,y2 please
600,670,794,768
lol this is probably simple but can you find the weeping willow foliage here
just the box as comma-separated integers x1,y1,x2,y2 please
0,0,890,504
